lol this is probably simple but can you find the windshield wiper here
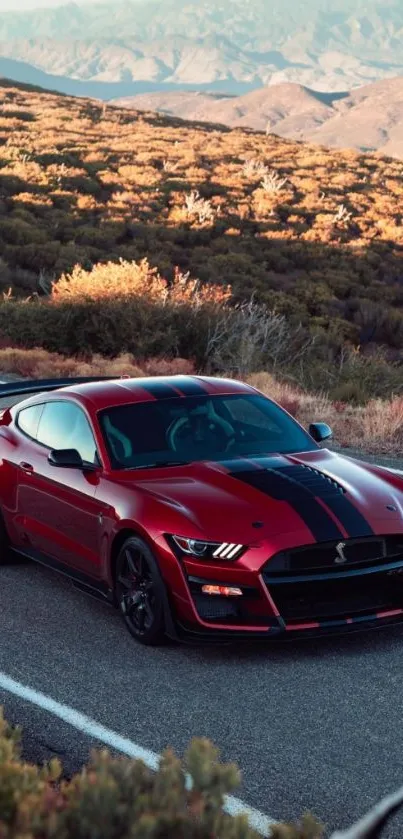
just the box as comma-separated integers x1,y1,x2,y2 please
125,460,191,471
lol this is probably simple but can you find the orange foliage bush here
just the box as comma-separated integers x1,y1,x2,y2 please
52,260,230,307
52,258,166,301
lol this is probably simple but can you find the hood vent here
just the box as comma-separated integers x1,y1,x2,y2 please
278,464,346,497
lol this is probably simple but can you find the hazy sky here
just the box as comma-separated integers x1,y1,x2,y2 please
0,0,97,9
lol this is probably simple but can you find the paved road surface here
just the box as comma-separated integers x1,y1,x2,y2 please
1,558,403,836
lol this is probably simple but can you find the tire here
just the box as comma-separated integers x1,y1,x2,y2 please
114,536,166,646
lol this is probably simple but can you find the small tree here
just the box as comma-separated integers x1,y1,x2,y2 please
205,299,313,377
260,171,288,194
333,204,353,226
184,190,216,224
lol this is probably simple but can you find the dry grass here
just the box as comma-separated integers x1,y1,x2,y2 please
250,372,403,455
0,348,195,380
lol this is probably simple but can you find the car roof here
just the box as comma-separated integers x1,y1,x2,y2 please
15,376,257,413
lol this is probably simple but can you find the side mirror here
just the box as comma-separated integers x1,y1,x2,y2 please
309,422,333,444
48,448,92,470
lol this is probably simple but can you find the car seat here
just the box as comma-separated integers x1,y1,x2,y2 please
103,415,133,462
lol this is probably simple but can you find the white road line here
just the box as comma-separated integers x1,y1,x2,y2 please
0,671,276,836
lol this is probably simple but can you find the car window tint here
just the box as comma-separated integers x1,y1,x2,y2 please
17,404,44,440
99,393,316,469
221,396,278,430
37,401,98,463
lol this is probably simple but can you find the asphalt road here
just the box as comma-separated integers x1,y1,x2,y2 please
1,557,403,836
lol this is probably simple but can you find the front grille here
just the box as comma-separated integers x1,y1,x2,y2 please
267,568,403,622
264,535,403,577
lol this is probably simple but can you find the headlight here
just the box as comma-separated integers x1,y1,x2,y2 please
170,536,245,560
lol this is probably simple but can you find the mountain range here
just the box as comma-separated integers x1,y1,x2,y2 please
114,77,403,159
0,0,402,99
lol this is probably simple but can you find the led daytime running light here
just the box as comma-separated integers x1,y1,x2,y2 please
172,536,244,560
213,542,243,559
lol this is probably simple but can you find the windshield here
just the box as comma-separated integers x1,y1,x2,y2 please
98,393,317,470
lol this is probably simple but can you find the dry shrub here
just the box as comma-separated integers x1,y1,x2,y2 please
249,373,403,455
247,370,344,443
204,302,313,378
0,347,60,377
142,357,195,376
169,267,231,308
0,347,144,380
51,259,230,308
89,353,145,378
52,258,167,302
295,391,336,428
247,371,304,417
0,348,197,382
249,372,335,428
360,397,403,448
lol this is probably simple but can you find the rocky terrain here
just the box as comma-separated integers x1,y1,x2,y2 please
114,77,403,158
0,0,402,100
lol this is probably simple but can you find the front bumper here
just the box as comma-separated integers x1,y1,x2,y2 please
167,540,403,642
174,609,403,643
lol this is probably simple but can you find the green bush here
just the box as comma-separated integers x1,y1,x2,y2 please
0,707,321,839
2,706,403,839
0,298,190,359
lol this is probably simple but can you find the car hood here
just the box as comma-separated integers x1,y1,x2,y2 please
125,449,403,546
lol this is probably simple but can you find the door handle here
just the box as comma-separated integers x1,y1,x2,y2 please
19,461,34,474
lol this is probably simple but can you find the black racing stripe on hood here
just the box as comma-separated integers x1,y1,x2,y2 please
275,464,374,538
218,456,287,473
318,494,374,537
225,464,344,542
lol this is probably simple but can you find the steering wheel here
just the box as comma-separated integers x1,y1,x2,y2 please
168,413,236,454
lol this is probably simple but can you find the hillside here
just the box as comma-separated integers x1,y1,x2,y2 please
0,77,403,401
0,0,402,98
114,77,403,159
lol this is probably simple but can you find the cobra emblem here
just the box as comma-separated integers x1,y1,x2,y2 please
334,541,347,564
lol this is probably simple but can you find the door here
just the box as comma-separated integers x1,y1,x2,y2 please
14,399,105,579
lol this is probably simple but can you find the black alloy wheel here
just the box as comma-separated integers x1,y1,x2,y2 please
115,536,166,645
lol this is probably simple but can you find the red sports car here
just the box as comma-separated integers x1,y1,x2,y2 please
1,374,403,646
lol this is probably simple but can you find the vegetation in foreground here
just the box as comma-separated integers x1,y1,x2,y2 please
0,706,318,839
0,79,403,403
1,707,403,839
0,347,402,457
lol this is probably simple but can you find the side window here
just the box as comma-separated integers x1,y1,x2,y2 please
17,404,44,440
37,401,98,464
